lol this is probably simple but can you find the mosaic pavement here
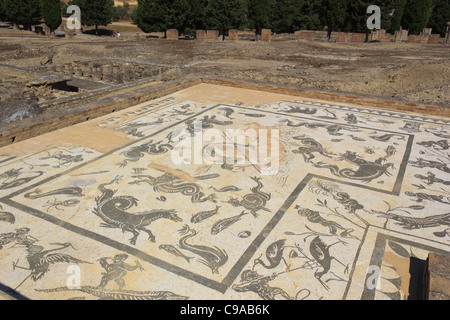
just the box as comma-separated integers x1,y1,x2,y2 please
0,84,449,300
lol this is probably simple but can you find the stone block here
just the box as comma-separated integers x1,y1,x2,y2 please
228,29,239,41
424,253,450,300
394,29,409,42
196,29,207,40
206,30,219,40
297,30,315,41
427,34,440,44
408,34,429,43
261,29,271,42
350,33,366,43
337,32,348,43
422,28,432,36
197,30,219,40
44,26,51,38
370,30,380,41
381,32,392,42
65,29,74,39
165,29,178,40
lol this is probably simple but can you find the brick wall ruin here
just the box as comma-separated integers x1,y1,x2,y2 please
165,27,444,45
196,30,220,41
165,29,179,40
31,23,445,45
35,59,170,85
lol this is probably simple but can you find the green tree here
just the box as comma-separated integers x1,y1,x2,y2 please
134,0,170,33
0,1,6,21
189,0,208,31
401,0,433,34
270,0,298,34
247,0,272,40
112,5,129,21
319,0,348,40
123,2,130,16
205,0,246,40
167,0,191,34
41,0,62,33
73,0,114,35
135,0,208,36
428,0,450,36
344,0,372,33
270,0,321,33
3,0,42,29
388,0,408,32
296,0,322,31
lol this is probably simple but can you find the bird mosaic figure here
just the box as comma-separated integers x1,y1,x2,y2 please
12,242,91,291
253,239,290,272
309,237,348,290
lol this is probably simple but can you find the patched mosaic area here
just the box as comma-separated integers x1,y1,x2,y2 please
0,84,449,300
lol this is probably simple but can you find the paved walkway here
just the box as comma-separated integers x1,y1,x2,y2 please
0,84,449,300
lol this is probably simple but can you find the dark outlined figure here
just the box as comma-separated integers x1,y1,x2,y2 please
159,244,194,263
414,172,450,186
118,140,173,167
226,177,271,218
185,115,233,135
312,151,395,183
98,254,144,290
0,204,15,224
0,169,44,190
371,203,450,231
0,228,37,250
43,199,81,212
417,140,449,151
36,286,188,300
119,118,166,138
178,225,228,274
409,158,450,174
233,269,310,300
253,239,290,272
130,172,217,204
12,242,91,291
405,191,450,205
283,119,360,136
24,186,84,199
191,205,221,224
309,237,348,290
291,136,335,163
39,149,86,168
295,207,356,238
211,211,249,235
94,176,182,245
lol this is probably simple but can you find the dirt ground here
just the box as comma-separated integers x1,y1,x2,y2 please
0,23,449,115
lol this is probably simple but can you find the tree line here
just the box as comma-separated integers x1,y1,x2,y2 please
0,0,129,34
0,0,448,37
134,0,449,37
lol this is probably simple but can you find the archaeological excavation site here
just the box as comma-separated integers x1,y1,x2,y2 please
0,0,449,304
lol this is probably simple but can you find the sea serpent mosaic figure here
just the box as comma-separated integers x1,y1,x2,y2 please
129,172,217,204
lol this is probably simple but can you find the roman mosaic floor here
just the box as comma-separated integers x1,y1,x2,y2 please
0,84,449,300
